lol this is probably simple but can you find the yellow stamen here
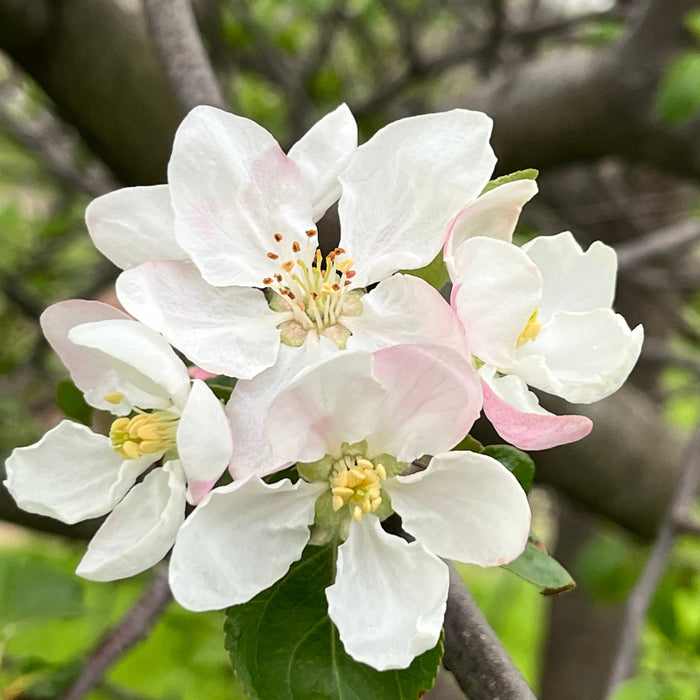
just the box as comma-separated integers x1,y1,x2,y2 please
330,457,386,522
337,258,354,273
516,309,541,348
109,410,178,460
104,392,125,405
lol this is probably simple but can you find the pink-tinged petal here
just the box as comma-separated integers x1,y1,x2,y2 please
168,105,315,287
169,477,322,611
188,366,217,380
451,237,542,367
480,374,592,450
4,421,151,524
76,461,186,581
227,339,337,479
288,104,357,221
444,179,538,276
390,451,530,566
40,300,136,414
522,232,617,321
265,351,385,464
338,110,496,287
344,274,470,359
85,185,187,270
177,379,233,504
366,344,482,462
116,261,281,379
68,319,191,410
326,516,448,671
513,310,644,403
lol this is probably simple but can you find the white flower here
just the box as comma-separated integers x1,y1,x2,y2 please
85,104,493,383
168,345,530,671
448,225,643,450
4,300,232,581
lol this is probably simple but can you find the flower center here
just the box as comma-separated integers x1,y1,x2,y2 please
109,410,179,460
516,309,541,348
261,229,363,349
330,456,386,522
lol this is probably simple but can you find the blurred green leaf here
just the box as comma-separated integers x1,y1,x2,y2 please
502,536,575,595
481,444,535,494
655,51,700,125
684,9,700,44
56,380,93,426
611,677,678,700
224,543,442,699
452,434,484,453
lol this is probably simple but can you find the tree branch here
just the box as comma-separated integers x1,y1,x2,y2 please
604,421,700,697
60,565,172,700
442,563,537,699
143,0,227,114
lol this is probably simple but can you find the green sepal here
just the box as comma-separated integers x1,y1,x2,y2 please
481,168,539,195
480,444,535,494
224,543,443,700
204,374,238,402
400,253,449,292
502,533,575,596
56,380,93,426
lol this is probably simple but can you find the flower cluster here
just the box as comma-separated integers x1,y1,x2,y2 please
4,104,642,672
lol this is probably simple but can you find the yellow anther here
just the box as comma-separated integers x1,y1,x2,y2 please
350,467,365,481
122,441,141,460
281,260,294,273
331,486,355,499
321,283,334,295
138,440,163,454
356,458,373,470
371,496,382,510
110,417,130,432
104,392,125,405
337,258,354,273
332,495,345,511
517,309,541,348
353,506,362,522
362,500,372,514
376,463,387,480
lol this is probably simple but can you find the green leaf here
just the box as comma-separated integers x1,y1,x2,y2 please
502,535,575,596
655,51,700,125
400,252,449,292
481,444,534,494
481,169,538,195
684,9,700,44
56,380,93,426
452,434,484,452
610,677,678,700
224,543,443,699
204,374,238,402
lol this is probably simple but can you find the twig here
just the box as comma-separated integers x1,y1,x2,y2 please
604,422,700,697
442,562,537,699
616,220,700,271
60,565,172,700
143,0,227,113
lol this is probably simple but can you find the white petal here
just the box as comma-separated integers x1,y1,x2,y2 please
339,110,496,287
326,516,448,671
444,179,538,276
480,372,592,450
265,351,386,464
344,273,470,357
85,185,187,270
365,344,482,462
76,461,187,581
177,379,233,504
451,237,542,367
168,105,315,287
288,104,357,221
40,300,137,414
169,477,322,611
4,420,150,524
226,340,336,479
513,310,644,403
522,232,617,321
389,451,530,566
116,261,281,380
69,319,191,410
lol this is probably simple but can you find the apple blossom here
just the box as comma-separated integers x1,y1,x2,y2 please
84,104,494,384
4,300,232,581
448,226,643,450
168,345,531,671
